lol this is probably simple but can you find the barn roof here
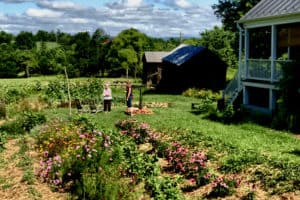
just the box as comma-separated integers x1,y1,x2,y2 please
162,44,206,66
239,0,300,23
144,51,169,63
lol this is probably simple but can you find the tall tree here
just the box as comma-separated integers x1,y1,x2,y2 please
0,31,14,44
0,43,18,78
106,28,148,77
15,49,39,77
89,28,110,76
71,31,91,76
15,31,36,50
212,0,260,32
35,30,49,41
199,26,237,68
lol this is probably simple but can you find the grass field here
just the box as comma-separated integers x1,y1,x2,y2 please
0,77,299,199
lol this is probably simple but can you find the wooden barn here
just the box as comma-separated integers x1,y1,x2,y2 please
142,51,169,86
157,44,227,93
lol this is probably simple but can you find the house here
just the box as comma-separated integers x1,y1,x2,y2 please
142,51,169,86
224,0,300,114
154,44,227,93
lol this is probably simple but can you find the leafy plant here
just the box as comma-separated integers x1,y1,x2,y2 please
20,111,46,132
0,132,7,152
209,175,241,197
123,145,160,183
0,100,6,119
145,175,184,200
36,118,131,199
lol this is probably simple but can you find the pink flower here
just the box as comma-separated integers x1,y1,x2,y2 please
79,134,86,139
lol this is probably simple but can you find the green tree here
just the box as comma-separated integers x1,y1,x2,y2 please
106,28,148,77
15,31,36,50
0,43,18,78
71,31,91,76
274,61,300,131
0,31,14,44
212,0,260,32
15,49,39,77
35,30,49,41
199,26,237,68
89,28,110,76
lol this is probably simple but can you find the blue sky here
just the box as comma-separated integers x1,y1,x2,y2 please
0,0,221,38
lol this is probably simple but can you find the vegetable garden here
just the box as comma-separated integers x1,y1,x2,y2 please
0,77,299,200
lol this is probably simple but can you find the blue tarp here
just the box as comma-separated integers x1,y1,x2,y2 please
162,45,206,66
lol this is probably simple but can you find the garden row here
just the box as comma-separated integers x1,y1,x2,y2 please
34,116,257,199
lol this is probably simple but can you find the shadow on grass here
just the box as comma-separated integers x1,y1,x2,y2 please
288,149,300,157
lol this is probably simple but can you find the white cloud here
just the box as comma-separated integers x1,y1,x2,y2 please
0,0,221,37
125,0,143,7
26,8,63,18
37,0,85,10
69,18,89,24
175,0,191,8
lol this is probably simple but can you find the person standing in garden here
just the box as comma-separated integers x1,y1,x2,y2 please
102,83,112,112
126,80,133,115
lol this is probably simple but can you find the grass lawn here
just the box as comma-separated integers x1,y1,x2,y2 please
1,77,299,199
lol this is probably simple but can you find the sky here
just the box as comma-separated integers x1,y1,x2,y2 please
0,0,221,38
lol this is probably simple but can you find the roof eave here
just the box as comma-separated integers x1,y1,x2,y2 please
238,12,300,25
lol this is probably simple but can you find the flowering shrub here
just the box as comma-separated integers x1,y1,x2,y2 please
165,142,211,186
115,119,159,144
209,175,241,197
36,118,130,199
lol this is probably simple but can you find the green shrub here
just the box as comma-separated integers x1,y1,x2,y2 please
123,145,160,183
209,175,240,198
220,150,262,173
0,100,6,119
20,111,46,132
0,120,24,135
36,119,133,199
145,176,184,200
5,88,26,103
0,132,7,151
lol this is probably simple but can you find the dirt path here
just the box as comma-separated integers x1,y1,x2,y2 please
0,138,68,200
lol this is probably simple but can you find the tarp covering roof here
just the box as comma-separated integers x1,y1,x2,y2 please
162,44,206,66
239,0,300,23
144,52,169,63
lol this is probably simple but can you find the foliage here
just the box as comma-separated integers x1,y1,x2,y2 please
0,132,6,152
0,111,46,135
220,150,263,173
89,28,110,76
36,118,131,199
106,28,148,77
165,142,211,186
0,100,6,119
209,175,241,197
45,78,103,102
199,26,237,68
273,60,300,132
123,145,160,183
15,31,36,50
0,31,14,44
0,43,18,78
115,119,158,144
20,111,46,132
212,0,260,32
145,176,184,200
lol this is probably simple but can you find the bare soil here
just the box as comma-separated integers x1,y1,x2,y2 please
0,138,67,200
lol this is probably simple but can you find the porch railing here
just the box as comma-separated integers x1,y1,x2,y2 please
241,59,291,82
223,72,242,106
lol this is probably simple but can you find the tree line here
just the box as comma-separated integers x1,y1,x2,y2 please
0,0,259,78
